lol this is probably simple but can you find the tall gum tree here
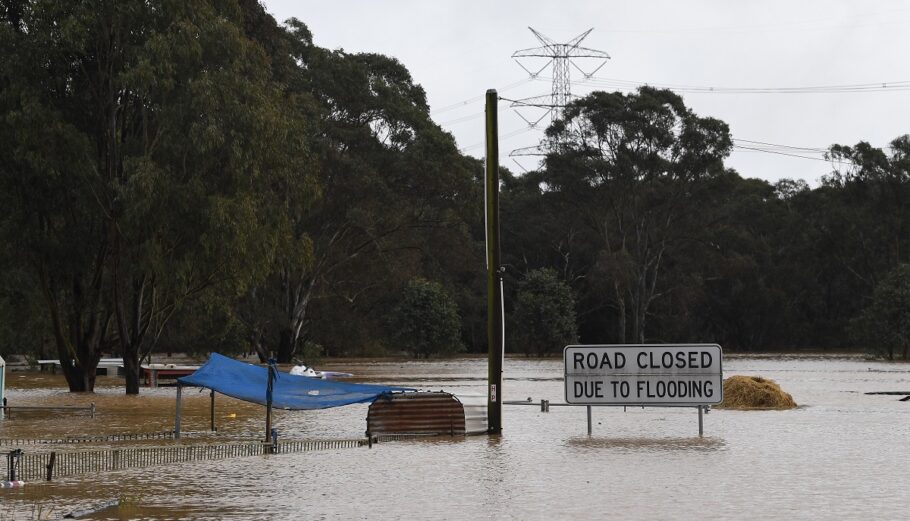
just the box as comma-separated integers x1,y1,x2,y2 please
1,0,309,392
237,17,475,362
542,87,732,343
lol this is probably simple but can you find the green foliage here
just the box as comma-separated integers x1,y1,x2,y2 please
535,87,732,343
0,0,312,391
387,279,464,358
2,0,910,371
851,264,910,360
510,269,577,356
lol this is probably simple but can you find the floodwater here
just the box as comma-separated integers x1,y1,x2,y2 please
1,355,909,520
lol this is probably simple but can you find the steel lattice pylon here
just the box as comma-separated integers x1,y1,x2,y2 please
511,27,610,125
509,28,610,168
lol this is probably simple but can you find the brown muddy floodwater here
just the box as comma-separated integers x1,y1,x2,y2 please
1,356,909,520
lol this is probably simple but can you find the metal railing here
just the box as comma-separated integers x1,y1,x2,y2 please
6,438,370,482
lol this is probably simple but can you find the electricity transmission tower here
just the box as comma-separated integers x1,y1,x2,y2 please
510,28,610,163
511,27,610,126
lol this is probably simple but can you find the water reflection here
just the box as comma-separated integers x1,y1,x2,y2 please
2,356,910,520
566,435,726,453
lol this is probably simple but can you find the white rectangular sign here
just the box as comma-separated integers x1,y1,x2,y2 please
564,344,723,406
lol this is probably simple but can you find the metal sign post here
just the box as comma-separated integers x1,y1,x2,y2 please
698,405,704,437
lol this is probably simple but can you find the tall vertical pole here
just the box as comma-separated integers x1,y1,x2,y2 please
174,384,182,439
485,89,503,435
210,389,216,432
265,360,275,443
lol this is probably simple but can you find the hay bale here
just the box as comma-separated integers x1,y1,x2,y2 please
718,375,797,410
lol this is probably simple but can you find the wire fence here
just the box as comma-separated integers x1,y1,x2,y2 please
0,431,177,446
6,438,369,482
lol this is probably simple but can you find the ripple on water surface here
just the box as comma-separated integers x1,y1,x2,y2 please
2,356,910,520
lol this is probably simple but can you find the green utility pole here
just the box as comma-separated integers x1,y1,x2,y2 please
485,89,503,435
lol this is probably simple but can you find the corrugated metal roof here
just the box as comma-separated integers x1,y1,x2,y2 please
367,392,480,436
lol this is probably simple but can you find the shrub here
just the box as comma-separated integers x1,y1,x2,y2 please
510,268,578,356
851,264,910,360
388,279,464,358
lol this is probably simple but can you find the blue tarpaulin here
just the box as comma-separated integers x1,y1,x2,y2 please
178,353,414,410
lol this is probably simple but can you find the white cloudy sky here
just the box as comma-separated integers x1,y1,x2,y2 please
263,0,910,184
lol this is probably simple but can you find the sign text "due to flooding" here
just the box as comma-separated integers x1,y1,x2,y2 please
563,344,723,407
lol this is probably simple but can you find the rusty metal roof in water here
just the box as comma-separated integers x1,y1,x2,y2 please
367,391,488,436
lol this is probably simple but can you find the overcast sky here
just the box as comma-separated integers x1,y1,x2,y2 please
263,0,910,185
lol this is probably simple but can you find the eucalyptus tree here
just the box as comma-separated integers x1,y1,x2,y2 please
790,136,910,347
542,87,732,343
235,17,477,362
0,0,309,392
851,263,910,360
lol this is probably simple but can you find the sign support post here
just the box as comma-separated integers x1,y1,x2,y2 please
586,405,592,435
698,405,704,437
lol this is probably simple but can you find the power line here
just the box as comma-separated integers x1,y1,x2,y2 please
548,76,910,94
438,112,484,126
598,10,910,35
733,138,828,153
431,78,533,115
732,144,832,163
459,127,534,153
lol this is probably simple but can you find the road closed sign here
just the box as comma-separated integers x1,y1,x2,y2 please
564,344,723,406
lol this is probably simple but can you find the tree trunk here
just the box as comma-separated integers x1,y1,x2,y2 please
250,333,269,363
614,282,626,343
58,350,98,393
123,348,141,395
43,276,103,393
277,328,294,363
631,294,642,344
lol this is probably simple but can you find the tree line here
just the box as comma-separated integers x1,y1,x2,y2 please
1,1,907,394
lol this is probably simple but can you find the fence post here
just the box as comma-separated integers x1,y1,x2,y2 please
7,448,22,481
45,451,55,481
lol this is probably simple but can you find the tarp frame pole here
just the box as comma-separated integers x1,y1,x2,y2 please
175,384,182,439
210,389,216,432
265,360,275,444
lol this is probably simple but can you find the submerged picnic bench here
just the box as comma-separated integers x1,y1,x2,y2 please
142,364,200,388
33,359,199,387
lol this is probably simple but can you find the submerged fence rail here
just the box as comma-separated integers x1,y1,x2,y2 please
7,438,369,482
1,404,96,419
0,431,177,446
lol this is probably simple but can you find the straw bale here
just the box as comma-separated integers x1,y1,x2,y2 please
718,375,796,410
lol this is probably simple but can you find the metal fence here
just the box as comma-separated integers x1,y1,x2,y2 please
7,438,369,482
0,430,177,446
